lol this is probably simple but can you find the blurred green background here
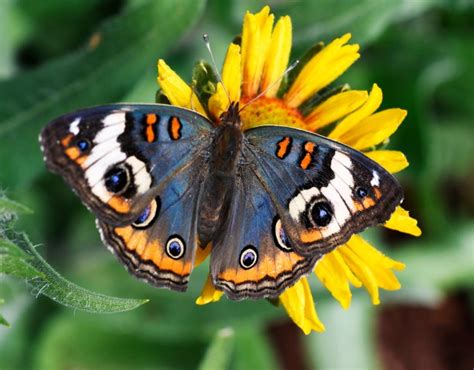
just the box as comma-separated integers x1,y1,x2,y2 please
0,0,473,369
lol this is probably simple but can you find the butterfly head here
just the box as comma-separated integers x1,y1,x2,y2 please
219,101,241,129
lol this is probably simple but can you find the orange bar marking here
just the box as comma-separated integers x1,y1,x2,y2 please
107,196,130,213
144,114,158,143
61,134,74,147
276,137,292,159
169,116,182,140
146,113,157,125
299,142,316,170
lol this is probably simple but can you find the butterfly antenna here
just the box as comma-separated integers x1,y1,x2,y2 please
239,59,300,113
203,33,231,104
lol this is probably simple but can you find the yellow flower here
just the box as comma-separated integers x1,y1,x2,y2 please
157,6,421,334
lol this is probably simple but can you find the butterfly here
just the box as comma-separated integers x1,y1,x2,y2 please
39,102,403,300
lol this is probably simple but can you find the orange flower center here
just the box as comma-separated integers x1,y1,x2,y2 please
239,97,305,130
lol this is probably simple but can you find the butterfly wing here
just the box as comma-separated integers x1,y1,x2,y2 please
243,125,403,256
97,158,208,291
210,168,320,300
40,104,213,225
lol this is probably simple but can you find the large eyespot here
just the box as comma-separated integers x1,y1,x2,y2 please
104,164,130,194
166,236,185,260
239,246,258,269
75,138,91,153
274,218,292,252
132,197,160,229
356,186,368,199
310,201,332,227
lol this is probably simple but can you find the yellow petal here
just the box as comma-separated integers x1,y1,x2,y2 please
284,34,360,108
329,83,382,139
348,235,405,270
196,275,224,305
221,43,242,103
305,90,368,131
366,150,409,174
208,83,229,120
241,6,274,97
331,249,363,288
336,108,407,150
338,242,380,305
279,278,325,334
157,59,207,117
339,235,405,304
315,252,353,309
384,206,422,236
261,15,292,97
194,243,212,267
208,43,242,119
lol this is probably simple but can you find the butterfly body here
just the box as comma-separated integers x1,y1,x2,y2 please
198,103,243,245
40,103,403,300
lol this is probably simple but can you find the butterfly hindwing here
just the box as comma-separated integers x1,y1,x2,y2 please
244,125,403,256
210,168,320,300
40,104,213,225
97,157,208,291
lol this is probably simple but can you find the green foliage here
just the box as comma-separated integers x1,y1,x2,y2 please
0,299,9,327
0,0,206,188
0,194,149,326
0,0,473,369
198,328,235,370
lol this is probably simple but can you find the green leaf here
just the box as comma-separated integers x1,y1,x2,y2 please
0,238,29,257
0,0,206,188
0,197,33,215
0,194,149,314
0,254,40,279
0,313,8,327
0,0,29,78
233,326,281,370
12,230,149,313
198,327,235,370
0,299,9,327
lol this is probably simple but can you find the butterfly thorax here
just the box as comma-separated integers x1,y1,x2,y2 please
197,103,243,246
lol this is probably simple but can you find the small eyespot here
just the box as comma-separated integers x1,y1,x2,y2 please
166,236,185,259
104,164,130,194
310,202,332,227
356,187,368,198
132,198,160,229
274,219,292,252
239,246,258,269
75,138,91,152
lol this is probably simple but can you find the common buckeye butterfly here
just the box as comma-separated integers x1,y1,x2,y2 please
39,102,402,299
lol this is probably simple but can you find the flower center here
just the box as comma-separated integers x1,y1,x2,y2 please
239,97,305,131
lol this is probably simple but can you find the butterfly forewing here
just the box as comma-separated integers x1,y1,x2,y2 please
244,125,403,256
40,104,214,226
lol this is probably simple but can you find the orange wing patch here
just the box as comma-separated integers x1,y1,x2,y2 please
300,228,325,243
218,250,305,285
353,187,382,211
299,142,316,170
61,134,74,147
114,226,193,277
168,116,182,140
276,137,292,159
145,113,159,143
107,196,131,213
